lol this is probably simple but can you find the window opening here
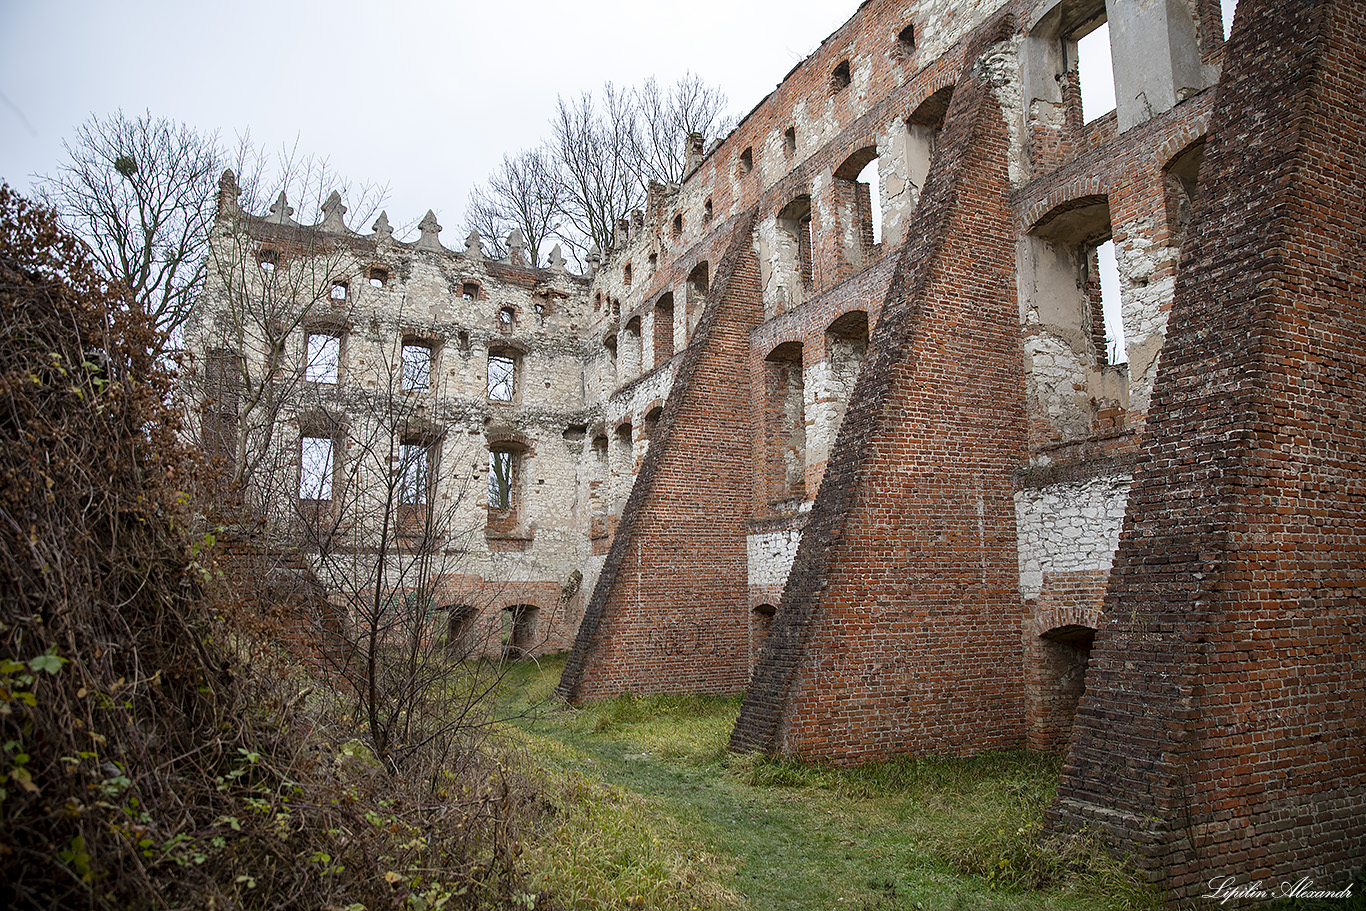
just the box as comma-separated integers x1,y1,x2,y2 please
783,127,796,157
258,248,278,271
1221,0,1238,39
487,353,515,402
739,147,753,175
653,293,675,364
831,60,851,92
623,263,633,286
300,436,334,500
402,343,432,391
1075,21,1116,123
462,282,479,300
776,196,814,308
594,292,602,312
368,266,388,288
672,214,683,239
1097,240,1125,365
895,23,916,54
330,281,348,300
686,262,709,336
704,198,713,222
398,443,430,504
534,301,547,317
488,450,514,509
305,333,340,383
764,342,806,502
751,604,777,667
855,158,883,245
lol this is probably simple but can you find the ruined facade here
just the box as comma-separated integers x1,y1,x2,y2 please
190,0,1364,902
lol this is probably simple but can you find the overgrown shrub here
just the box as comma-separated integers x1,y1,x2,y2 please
0,185,540,909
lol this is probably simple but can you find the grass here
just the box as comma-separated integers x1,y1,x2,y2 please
496,655,1161,911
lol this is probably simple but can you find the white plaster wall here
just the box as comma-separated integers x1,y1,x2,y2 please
1014,474,1131,600
748,528,804,589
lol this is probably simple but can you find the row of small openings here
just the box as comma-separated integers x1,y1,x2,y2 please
592,293,622,316
732,24,915,182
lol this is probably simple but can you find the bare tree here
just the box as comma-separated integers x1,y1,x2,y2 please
464,147,563,267
551,83,645,259
38,110,223,346
630,73,733,186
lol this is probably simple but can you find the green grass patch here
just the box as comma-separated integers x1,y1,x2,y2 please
497,655,1159,910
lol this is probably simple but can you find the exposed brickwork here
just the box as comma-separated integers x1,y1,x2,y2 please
556,211,762,700
730,13,1028,763
1049,0,1366,900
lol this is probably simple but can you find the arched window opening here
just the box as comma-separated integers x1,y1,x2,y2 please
751,604,777,676
902,86,954,223
831,59,851,93
822,311,870,459
1163,138,1206,255
604,334,618,386
1036,624,1096,753
774,196,814,312
834,148,881,270
686,262,709,337
502,605,539,658
445,605,476,657
1022,196,1128,441
613,422,635,508
653,293,675,365
764,342,806,504
739,147,754,175
643,406,663,439
623,315,643,379
894,23,916,57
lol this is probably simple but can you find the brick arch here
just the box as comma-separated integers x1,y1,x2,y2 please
1027,603,1102,639
1026,192,1111,241
820,306,871,359
485,428,531,453
1018,177,1109,234
833,144,880,181
905,82,956,126
1151,113,1211,171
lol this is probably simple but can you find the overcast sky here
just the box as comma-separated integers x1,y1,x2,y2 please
1,0,861,239
1,0,1239,246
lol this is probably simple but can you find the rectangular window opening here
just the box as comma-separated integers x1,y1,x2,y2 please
305,334,340,383
487,354,515,402
399,443,430,505
402,343,432,391
1098,240,1126,365
1076,21,1116,123
300,437,334,500
488,450,514,509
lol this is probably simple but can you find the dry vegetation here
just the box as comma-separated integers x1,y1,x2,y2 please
0,185,547,910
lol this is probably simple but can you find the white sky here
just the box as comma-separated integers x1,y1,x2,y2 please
1,0,858,239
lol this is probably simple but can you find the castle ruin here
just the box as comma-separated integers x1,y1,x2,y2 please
188,0,1365,902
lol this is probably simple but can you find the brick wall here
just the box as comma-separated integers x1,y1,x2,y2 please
556,212,762,700
730,14,1029,764
1049,0,1366,899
